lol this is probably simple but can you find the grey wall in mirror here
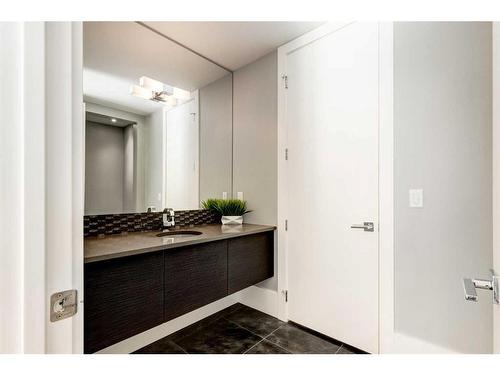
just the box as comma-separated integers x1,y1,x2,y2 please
83,22,233,215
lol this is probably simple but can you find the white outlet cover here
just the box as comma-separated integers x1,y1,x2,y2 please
409,189,424,208
222,192,228,199
237,192,243,200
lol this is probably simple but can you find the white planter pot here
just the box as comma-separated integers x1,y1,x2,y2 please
221,224,243,233
221,215,243,225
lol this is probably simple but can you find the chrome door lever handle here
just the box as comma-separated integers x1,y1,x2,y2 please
463,270,499,304
350,222,374,232
463,278,478,302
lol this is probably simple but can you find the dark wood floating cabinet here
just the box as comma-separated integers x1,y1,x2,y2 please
84,231,274,353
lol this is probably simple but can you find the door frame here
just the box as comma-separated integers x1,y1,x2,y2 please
276,22,395,354
493,22,500,355
11,21,84,354
46,21,84,354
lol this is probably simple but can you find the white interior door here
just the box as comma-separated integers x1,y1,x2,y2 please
165,93,199,210
284,22,380,353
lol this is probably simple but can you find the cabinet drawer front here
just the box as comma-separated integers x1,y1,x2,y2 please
164,241,228,321
228,232,274,294
84,251,164,353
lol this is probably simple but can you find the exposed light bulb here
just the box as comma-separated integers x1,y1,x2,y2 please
131,76,191,107
110,118,117,123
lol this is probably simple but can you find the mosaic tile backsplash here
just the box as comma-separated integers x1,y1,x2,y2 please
84,209,219,237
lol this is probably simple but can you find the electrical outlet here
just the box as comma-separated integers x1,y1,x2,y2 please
222,192,227,199
237,192,243,200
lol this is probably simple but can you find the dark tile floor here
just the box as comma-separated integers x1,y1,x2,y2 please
133,303,364,354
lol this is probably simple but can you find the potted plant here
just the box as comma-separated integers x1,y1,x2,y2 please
201,198,251,225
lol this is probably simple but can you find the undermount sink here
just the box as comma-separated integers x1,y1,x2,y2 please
156,230,203,238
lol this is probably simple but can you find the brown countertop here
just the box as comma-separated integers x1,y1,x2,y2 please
84,223,276,263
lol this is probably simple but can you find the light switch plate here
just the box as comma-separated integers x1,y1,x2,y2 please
409,189,424,208
237,192,243,200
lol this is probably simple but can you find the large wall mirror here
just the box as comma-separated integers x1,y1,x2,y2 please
83,22,233,215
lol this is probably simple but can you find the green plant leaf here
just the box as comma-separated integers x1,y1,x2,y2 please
201,198,251,216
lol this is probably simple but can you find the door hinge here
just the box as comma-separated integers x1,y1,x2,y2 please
285,219,288,231
282,290,288,302
282,74,288,89
285,148,288,160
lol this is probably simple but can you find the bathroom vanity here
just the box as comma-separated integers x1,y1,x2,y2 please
82,22,275,354
84,224,275,353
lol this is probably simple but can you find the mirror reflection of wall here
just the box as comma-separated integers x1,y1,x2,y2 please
84,110,139,215
83,22,233,215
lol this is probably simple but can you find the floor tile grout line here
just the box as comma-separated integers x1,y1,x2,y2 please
172,308,273,355
263,324,287,340
223,318,272,339
176,343,189,354
140,304,346,354
259,324,294,354
224,316,286,341
261,324,342,354
259,338,293,354
242,338,266,354
242,324,289,354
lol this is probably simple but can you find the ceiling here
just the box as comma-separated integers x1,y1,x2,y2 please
84,21,230,115
83,22,322,115
144,22,324,71
86,111,136,128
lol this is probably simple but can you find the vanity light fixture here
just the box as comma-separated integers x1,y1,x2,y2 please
129,76,191,106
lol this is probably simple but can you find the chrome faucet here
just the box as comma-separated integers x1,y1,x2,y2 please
162,208,175,229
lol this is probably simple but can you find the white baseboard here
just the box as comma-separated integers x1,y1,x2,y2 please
236,285,281,319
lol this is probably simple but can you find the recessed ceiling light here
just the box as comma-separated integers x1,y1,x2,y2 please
110,118,117,123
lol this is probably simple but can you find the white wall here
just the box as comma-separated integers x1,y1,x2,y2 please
394,22,492,353
0,22,24,354
199,74,233,201
233,52,278,291
85,102,146,212
85,122,125,214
